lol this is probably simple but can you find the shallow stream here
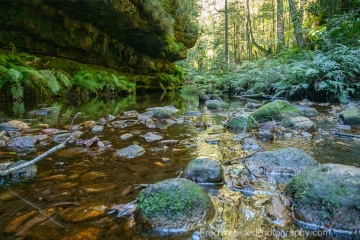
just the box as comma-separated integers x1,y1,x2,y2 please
0,92,359,239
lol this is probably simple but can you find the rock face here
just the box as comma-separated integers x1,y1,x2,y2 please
251,100,302,123
339,107,360,125
243,147,318,182
285,164,360,233
184,158,224,183
0,0,197,88
136,178,215,231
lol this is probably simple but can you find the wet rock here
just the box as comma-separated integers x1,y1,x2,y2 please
184,158,224,183
145,118,156,128
245,102,261,110
241,137,261,151
144,132,163,142
111,120,139,128
52,133,71,143
82,182,116,193
335,124,351,130
146,105,179,113
283,116,317,132
5,160,37,178
136,178,215,231
82,121,96,128
57,147,88,157
205,100,228,109
243,147,318,182
3,211,37,234
258,121,275,132
159,140,179,147
116,144,145,158
8,120,30,130
0,123,20,131
339,107,360,125
153,109,176,119
58,204,107,223
7,131,21,138
81,171,107,182
32,134,51,142
41,128,60,135
285,164,360,233
185,111,201,116
250,100,302,123
124,110,139,118
205,138,219,145
91,125,104,132
120,132,133,140
138,111,154,121
257,130,274,141
299,99,314,106
28,109,55,116
228,115,258,132
7,136,37,151
61,227,102,240
265,196,292,227
108,114,116,121
233,133,251,141
301,132,313,138
294,104,319,117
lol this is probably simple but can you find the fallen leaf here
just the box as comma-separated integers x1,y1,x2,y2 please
121,185,133,196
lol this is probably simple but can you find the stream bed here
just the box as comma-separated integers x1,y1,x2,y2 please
0,92,359,240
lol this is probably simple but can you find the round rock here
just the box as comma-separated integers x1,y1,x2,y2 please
285,164,360,233
115,144,145,158
184,158,224,183
136,178,215,231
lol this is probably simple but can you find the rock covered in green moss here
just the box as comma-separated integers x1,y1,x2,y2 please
184,158,224,183
285,164,360,233
250,100,302,123
339,107,360,125
205,100,228,109
228,115,258,132
283,116,317,132
136,178,215,232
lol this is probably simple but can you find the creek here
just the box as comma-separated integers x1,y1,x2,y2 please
0,92,359,239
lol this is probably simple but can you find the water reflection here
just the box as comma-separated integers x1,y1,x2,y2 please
0,93,359,239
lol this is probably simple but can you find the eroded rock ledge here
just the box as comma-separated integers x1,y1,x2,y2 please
0,0,197,88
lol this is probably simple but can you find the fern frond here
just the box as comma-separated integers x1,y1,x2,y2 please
10,84,24,100
57,71,71,87
39,70,60,93
0,54,9,65
8,68,23,83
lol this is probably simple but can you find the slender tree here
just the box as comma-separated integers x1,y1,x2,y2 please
276,0,285,50
288,0,305,48
225,0,229,64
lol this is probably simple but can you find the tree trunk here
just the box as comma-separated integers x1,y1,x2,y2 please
288,0,305,49
277,0,285,50
225,0,229,64
246,0,269,55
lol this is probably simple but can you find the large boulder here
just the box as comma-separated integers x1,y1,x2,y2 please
283,116,317,132
285,164,360,233
7,136,37,151
250,100,302,123
243,147,318,182
184,158,224,184
136,178,215,231
228,115,258,132
339,107,360,125
205,100,228,109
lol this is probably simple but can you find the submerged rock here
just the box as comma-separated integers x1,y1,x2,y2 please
339,107,360,125
283,116,317,132
4,160,37,178
250,100,302,123
7,136,37,151
228,115,258,132
285,164,360,233
143,132,163,142
243,147,318,182
294,105,319,117
116,144,145,158
58,204,107,223
184,158,224,183
61,227,102,240
136,178,215,231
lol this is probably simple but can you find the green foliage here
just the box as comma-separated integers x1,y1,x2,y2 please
157,72,181,90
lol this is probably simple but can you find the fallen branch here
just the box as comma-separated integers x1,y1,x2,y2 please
0,112,81,177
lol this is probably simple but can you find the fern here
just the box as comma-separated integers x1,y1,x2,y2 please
8,68,23,83
10,84,24,100
39,70,60,93
56,71,71,87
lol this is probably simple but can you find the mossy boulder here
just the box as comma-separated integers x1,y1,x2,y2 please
184,158,224,183
205,100,228,109
228,115,258,132
136,178,215,231
339,107,360,125
250,100,302,123
285,164,360,232
153,109,176,119
283,116,317,132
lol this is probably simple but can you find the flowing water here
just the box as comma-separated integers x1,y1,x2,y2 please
0,92,359,240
